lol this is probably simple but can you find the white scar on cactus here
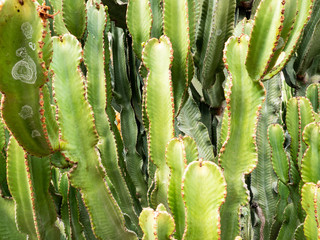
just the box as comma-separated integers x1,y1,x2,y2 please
19,105,33,119
28,42,36,51
21,22,33,39
31,130,41,138
11,47,37,84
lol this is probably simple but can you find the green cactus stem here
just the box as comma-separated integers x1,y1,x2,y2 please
163,0,191,113
219,34,265,239
0,0,54,156
84,1,141,233
301,122,320,184
268,124,290,184
182,160,226,240
62,0,86,39
139,204,175,240
196,0,236,89
51,33,137,239
166,136,198,240
246,0,285,81
126,0,152,60
301,181,320,240
142,36,175,208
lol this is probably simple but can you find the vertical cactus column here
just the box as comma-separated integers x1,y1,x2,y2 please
195,0,236,88
301,182,320,240
139,204,175,240
182,160,226,240
251,75,282,239
219,35,265,239
7,137,61,239
142,36,175,208
166,136,198,239
84,1,140,233
163,0,191,112
51,33,137,239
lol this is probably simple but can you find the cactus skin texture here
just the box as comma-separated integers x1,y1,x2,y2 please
294,0,320,77
268,124,290,184
247,0,314,81
84,1,140,233
306,83,320,113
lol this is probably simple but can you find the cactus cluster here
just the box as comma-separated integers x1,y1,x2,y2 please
1,0,320,239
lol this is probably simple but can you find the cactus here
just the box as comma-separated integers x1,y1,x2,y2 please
0,0,54,156
301,182,320,240
1,0,320,239
139,204,175,240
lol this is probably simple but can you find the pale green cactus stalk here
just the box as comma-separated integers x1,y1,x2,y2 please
126,0,152,60
182,160,226,240
51,33,137,239
286,97,315,172
166,136,198,239
301,181,320,240
306,83,320,113
163,0,191,113
247,0,314,81
142,36,174,208
50,0,70,35
301,122,320,184
219,34,265,239
139,204,175,240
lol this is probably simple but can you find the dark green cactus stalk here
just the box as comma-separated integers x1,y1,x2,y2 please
294,0,320,77
251,74,282,239
195,0,236,89
268,124,290,184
